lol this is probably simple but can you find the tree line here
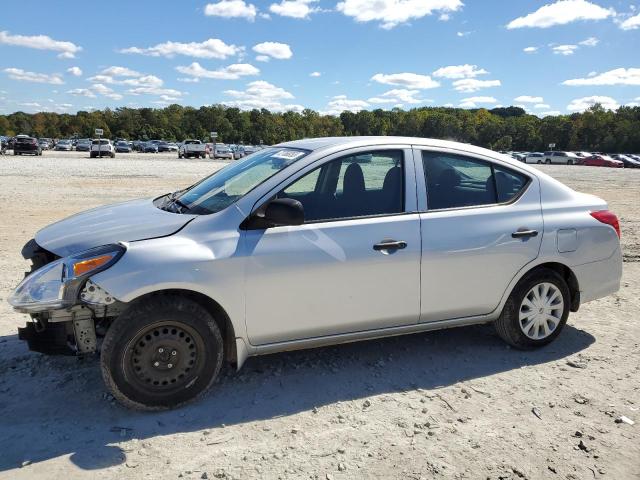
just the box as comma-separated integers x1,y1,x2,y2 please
1,103,639,153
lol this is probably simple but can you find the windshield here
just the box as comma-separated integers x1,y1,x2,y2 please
172,147,309,215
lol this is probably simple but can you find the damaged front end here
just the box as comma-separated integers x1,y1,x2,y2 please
11,240,127,356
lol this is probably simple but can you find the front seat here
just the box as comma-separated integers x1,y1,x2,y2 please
380,165,402,214
340,162,367,217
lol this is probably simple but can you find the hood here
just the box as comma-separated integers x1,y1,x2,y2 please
35,197,196,257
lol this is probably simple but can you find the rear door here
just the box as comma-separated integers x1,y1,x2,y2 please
415,148,543,322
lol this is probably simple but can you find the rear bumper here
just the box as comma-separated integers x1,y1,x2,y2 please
573,247,623,303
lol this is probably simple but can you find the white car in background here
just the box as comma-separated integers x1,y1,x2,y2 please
212,144,234,160
90,139,115,158
525,152,544,164
542,151,580,165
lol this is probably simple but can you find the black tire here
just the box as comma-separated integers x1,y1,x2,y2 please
545,159,551,164
494,268,570,349
101,295,224,410
536,160,541,164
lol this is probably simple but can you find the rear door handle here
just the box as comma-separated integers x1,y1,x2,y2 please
373,240,407,251
512,229,538,239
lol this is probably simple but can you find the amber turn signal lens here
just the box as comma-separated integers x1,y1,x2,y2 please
72,254,114,277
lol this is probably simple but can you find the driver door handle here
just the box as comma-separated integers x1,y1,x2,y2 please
512,229,538,239
373,240,407,251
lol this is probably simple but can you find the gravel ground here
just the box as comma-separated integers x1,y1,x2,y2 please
0,151,638,480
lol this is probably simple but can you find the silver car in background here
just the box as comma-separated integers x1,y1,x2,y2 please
8,137,622,410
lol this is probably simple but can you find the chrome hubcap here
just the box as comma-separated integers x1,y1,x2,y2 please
519,282,564,340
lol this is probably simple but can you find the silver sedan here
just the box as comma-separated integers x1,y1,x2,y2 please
9,137,622,410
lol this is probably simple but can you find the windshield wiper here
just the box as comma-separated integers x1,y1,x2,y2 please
161,190,191,213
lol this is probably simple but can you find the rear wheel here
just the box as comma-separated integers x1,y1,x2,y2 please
494,268,570,349
545,159,551,164
101,295,224,410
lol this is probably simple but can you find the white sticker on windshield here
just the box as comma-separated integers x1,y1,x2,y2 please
272,150,305,161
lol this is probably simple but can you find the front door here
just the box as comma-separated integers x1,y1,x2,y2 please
243,148,421,346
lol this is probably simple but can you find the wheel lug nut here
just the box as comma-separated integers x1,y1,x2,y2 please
171,350,177,356
153,361,160,367
167,363,173,369
158,348,164,353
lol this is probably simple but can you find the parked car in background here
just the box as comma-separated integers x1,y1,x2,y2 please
38,139,52,150
230,145,245,159
75,139,92,152
179,139,206,159
525,152,544,164
54,139,73,151
574,152,592,159
8,136,622,410
212,144,234,160
14,136,42,156
510,152,526,162
0,136,8,154
142,142,159,153
542,151,580,165
115,141,132,153
582,154,623,168
243,146,258,155
166,142,179,152
90,139,115,158
610,154,640,168
157,141,172,152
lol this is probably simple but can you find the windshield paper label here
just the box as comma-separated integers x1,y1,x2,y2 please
272,150,305,161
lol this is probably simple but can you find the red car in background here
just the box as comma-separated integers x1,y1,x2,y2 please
581,154,624,168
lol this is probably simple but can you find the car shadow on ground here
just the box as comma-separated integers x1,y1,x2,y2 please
0,323,594,472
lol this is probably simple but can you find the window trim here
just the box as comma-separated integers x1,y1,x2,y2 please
415,148,533,214
248,146,418,226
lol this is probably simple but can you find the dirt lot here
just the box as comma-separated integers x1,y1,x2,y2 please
0,151,638,480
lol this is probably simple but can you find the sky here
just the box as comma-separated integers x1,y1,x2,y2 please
0,0,639,117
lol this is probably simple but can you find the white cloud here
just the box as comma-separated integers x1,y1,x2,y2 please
552,44,578,55
567,95,619,111
3,68,64,84
204,1,257,21
523,46,538,53
252,42,293,60
439,13,450,21
534,103,551,109
67,66,82,76
368,89,427,105
322,95,370,115
67,88,96,98
452,78,501,92
507,0,614,29
620,13,640,30
223,80,303,112
269,0,319,19
336,0,463,30
19,102,42,108
175,62,259,80
255,55,270,62
310,71,321,77
371,72,440,89
178,77,200,83
456,31,471,37
458,96,498,108
101,66,141,77
91,83,123,100
0,31,82,58
562,68,640,86
120,38,241,60
515,95,544,103
432,64,488,79
127,86,184,97
540,110,562,116
579,36,599,46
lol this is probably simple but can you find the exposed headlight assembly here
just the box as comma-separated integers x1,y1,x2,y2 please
8,244,125,313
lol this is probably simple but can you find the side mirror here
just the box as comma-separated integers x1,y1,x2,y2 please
242,198,304,230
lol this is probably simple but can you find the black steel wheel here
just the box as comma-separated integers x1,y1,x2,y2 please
101,295,224,410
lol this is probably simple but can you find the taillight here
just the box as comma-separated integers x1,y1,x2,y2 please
590,210,620,238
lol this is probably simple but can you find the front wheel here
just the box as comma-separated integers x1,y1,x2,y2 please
101,295,224,410
494,268,570,349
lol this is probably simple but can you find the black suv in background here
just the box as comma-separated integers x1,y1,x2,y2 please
13,136,42,156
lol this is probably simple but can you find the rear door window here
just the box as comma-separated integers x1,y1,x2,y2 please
421,151,529,210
